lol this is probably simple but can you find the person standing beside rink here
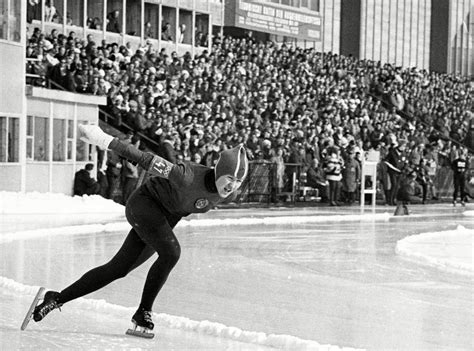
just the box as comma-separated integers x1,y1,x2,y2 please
27,124,248,338
451,147,469,206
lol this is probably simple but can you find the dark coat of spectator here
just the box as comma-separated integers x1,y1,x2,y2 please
73,164,101,196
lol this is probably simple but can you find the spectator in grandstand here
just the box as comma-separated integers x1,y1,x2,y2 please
178,24,186,44
44,0,57,22
201,143,220,168
306,158,328,203
341,146,361,204
73,163,101,197
106,10,121,33
144,22,154,39
162,23,173,41
270,147,286,202
106,146,123,203
414,157,430,204
158,134,177,163
50,57,76,91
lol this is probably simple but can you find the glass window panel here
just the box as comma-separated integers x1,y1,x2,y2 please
67,120,74,138
144,3,159,39
53,119,65,161
161,6,176,42
76,121,88,161
126,0,140,36
0,0,6,40
67,0,84,26
27,0,42,23
106,0,122,33
178,9,192,44
8,117,19,162
34,116,49,161
9,0,22,42
27,116,34,136
0,117,6,162
195,14,209,47
309,0,319,12
87,0,103,30
67,140,73,160
26,138,33,160
45,0,64,24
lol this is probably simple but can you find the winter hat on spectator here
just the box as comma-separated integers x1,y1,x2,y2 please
215,145,249,181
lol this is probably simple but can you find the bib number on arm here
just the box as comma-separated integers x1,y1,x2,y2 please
149,156,173,179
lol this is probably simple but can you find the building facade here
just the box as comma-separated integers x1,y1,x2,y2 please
0,0,472,193
339,0,473,75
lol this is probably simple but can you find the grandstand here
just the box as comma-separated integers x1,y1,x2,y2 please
0,0,472,205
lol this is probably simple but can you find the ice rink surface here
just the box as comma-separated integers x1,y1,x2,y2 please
1,196,473,350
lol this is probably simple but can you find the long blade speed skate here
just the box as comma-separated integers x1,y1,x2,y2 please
125,308,155,338
21,287,45,331
126,325,155,339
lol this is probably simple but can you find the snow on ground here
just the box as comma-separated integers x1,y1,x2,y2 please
396,224,474,276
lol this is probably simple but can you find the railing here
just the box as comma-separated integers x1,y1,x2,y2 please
24,69,162,153
237,162,306,204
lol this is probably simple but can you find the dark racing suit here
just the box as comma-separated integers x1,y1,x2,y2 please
60,138,225,311
452,156,468,203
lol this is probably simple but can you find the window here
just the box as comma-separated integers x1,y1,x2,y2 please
34,116,49,161
53,119,66,161
67,0,84,26
67,120,74,160
0,116,19,162
76,121,88,161
27,116,50,161
26,116,34,160
9,0,21,41
1,0,22,42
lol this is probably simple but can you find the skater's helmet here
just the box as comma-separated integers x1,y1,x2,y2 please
214,144,248,198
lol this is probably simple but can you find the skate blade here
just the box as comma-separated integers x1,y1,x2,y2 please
21,287,45,330
126,328,154,339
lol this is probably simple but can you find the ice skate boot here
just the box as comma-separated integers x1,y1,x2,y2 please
33,291,63,322
126,308,155,338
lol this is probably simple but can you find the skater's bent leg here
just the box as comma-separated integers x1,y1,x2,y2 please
138,227,181,311
123,187,183,311
59,229,154,304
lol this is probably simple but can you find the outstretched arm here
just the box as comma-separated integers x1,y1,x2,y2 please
79,124,174,179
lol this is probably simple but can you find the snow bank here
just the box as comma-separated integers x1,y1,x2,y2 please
0,277,357,351
396,226,474,276
0,191,124,215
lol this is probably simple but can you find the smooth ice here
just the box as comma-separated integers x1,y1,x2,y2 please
0,193,473,350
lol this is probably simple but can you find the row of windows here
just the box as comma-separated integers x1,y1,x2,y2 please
0,0,22,42
262,0,320,12
0,116,89,163
27,0,211,46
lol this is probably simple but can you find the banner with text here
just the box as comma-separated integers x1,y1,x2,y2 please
235,0,321,40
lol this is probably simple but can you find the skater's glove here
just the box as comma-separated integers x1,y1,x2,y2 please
78,124,114,150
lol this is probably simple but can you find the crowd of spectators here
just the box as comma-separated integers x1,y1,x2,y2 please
26,26,473,205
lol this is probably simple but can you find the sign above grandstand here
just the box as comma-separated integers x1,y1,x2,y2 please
235,0,321,40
